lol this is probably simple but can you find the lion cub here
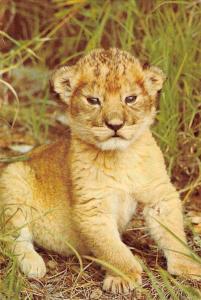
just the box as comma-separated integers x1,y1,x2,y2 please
0,48,201,294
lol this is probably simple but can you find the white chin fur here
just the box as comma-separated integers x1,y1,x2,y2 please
96,114,155,151
96,138,131,151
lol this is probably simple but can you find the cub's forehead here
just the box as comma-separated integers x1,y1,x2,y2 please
75,48,144,90
53,48,164,102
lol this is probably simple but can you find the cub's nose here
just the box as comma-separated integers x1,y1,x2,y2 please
105,121,124,131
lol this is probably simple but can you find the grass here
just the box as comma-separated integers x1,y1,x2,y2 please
0,0,201,299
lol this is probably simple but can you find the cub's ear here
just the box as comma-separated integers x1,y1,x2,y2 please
144,66,166,95
51,66,76,104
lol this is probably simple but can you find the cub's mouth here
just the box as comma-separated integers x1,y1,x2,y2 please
112,134,125,139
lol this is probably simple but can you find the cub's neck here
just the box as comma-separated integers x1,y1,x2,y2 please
70,129,151,170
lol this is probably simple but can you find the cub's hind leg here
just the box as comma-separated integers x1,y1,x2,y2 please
0,162,46,278
10,226,46,278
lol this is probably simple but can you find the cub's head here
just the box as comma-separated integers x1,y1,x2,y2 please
52,48,165,151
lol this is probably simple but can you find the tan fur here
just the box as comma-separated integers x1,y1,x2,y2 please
0,48,200,294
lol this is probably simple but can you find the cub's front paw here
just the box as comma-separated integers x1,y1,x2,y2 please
19,250,46,279
168,258,201,280
103,272,142,294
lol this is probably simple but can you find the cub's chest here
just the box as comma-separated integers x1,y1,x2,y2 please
111,191,137,233
72,152,139,230
94,168,137,229
94,162,139,229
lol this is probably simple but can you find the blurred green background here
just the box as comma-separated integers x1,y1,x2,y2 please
0,0,201,198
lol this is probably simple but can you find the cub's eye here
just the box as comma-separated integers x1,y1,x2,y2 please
86,97,101,105
125,95,137,104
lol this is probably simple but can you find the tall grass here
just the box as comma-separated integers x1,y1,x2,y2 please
0,0,201,299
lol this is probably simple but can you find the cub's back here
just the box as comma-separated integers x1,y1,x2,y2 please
27,137,72,207
0,136,72,210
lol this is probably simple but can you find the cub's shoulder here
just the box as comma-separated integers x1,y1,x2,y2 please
29,126,71,161
26,134,71,175
29,137,70,161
